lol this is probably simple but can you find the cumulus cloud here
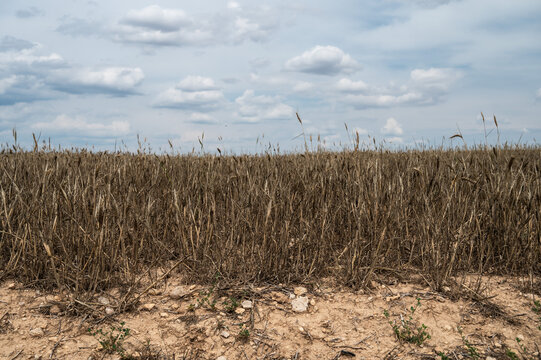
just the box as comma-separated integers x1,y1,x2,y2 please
112,4,280,47
284,46,361,76
32,114,130,136
336,78,369,93
343,92,425,108
50,67,144,96
410,67,462,91
381,118,403,135
235,90,294,123
154,76,224,111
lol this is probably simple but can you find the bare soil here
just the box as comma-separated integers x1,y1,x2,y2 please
1,276,540,360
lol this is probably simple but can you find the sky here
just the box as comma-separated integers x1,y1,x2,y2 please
1,0,540,153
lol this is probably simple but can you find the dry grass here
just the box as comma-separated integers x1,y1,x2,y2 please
0,138,539,297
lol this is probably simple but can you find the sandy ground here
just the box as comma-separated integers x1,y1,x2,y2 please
1,276,540,360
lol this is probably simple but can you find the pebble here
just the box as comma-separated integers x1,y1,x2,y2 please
141,303,156,311
289,293,296,299
241,300,253,309
216,356,227,360
294,287,307,296
169,286,188,300
235,307,245,314
160,312,169,318
97,296,109,306
29,327,44,337
220,330,230,338
486,357,496,360
516,334,525,341
170,303,179,310
310,299,316,306
291,296,309,313
105,307,115,315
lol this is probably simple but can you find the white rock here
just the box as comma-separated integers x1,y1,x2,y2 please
97,296,109,306
141,303,156,311
160,312,168,318
309,299,316,306
289,293,296,299
29,327,45,337
241,300,253,309
105,307,115,315
294,287,307,296
220,330,230,338
169,286,188,300
291,296,309,313
235,307,245,314
216,357,227,360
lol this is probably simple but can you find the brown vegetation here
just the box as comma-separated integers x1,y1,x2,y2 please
1,140,539,296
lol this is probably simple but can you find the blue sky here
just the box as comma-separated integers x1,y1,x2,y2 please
1,0,540,152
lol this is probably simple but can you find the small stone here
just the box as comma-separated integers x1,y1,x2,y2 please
294,287,307,296
486,357,496,360
149,288,163,296
516,334,525,341
443,286,451,292
235,307,245,314
169,286,188,300
291,296,309,313
7,282,16,289
49,305,61,315
494,342,502,348
220,330,230,338
367,296,373,302
29,327,45,337
217,356,227,360
97,296,109,306
289,293,296,299
141,303,156,311
241,300,253,309
298,326,305,333
105,307,115,315
310,299,316,306
160,312,169,318
170,303,179,310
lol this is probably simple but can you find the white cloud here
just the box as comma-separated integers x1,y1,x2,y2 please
336,78,369,93
284,46,361,75
353,127,369,135
50,67,144,96
381,118,403,135
410,67,462,91
177,76,218,91
344,92,425,108
33,115,130,136
536,88,541,99
122,5,191,32
384,136,404,144
235,90,294,123
113,4,280,47
154,76,224,111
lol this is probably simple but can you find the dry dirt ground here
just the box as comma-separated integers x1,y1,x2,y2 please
1,276,540,360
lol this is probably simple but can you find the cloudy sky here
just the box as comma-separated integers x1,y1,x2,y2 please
1,0,540,152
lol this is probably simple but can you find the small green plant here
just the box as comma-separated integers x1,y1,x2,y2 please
237,324,250,341
457,327,480,360
223,297,240,313
187,303,195,312
437,352,450,360
88,321,131,356
505,337,537,360
195,285,217,311
383,297,431,346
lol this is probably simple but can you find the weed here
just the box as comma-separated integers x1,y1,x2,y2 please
384,297,431,346
88,321,131,356
223,297,240,313
457,327,480,360
237,325,250,341
437,352,450,360
532,300,541,330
